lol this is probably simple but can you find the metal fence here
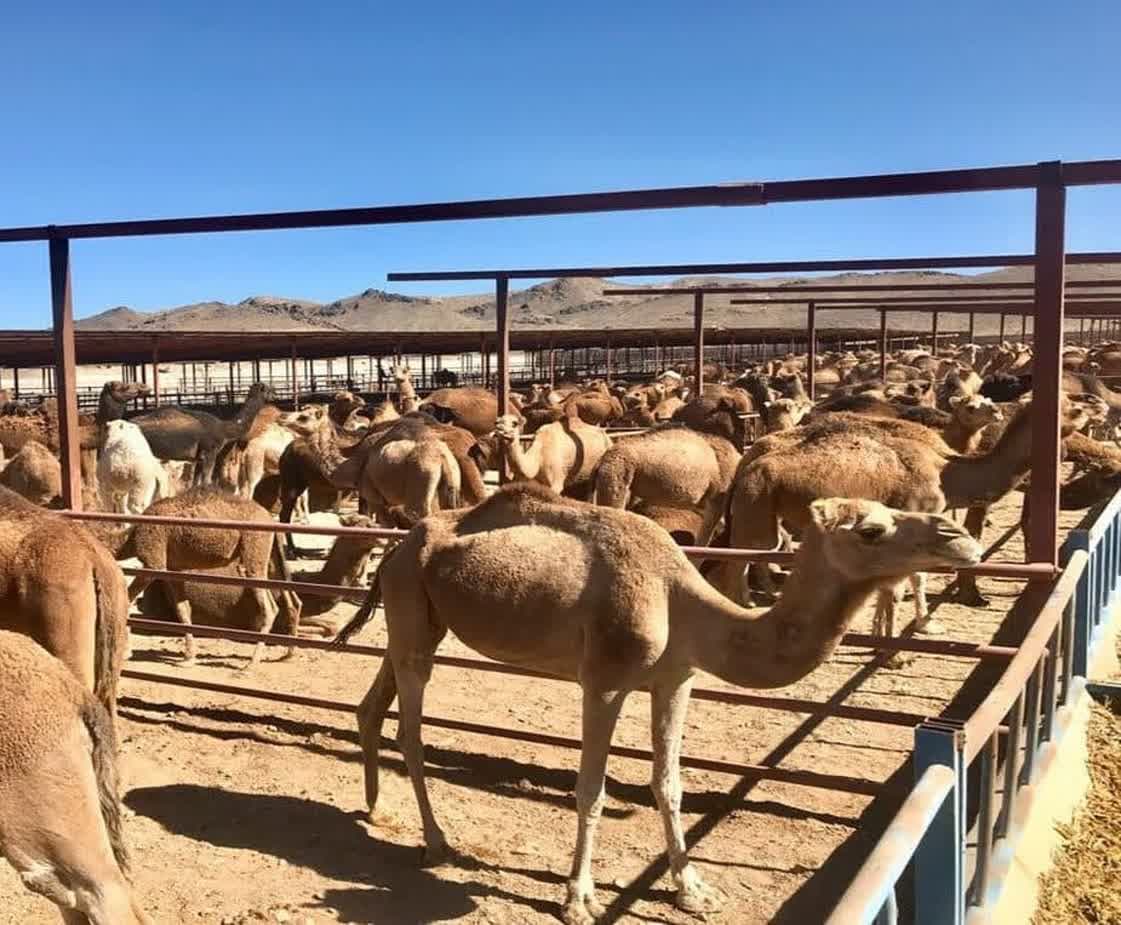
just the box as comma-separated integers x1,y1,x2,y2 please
828,479,1121,925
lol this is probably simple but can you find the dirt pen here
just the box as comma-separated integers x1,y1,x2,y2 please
2,158,1121,922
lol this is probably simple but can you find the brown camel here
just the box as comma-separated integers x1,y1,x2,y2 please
714,400,1088,632
0,487,129,721
335,483,980,924
118,488,298,665
494,412,611,496
392,363,421,413
420,386,521,437
138,513,381,640
0,440,63,507
0,631,150,924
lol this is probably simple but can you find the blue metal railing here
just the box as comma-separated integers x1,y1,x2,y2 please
830,483,1121,924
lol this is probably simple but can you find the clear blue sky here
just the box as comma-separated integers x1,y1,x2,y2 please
1,1,1119,325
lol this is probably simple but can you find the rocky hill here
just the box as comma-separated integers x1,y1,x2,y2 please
76,265,1121,336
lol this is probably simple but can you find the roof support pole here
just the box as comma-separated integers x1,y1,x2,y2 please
1028,162,1066,567
999,313,1006,342
879,310,888,383
495,276,510,485
932,311,939,353
968,312,976,345
151,338,160,406
694,291,705,394
49,237,82,510
806,301,817,400
290,343,299,408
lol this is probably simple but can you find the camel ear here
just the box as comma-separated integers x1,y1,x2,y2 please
809,498,861,532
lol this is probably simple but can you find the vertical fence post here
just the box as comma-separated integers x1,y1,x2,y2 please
1066,530,1093,677
806,301,817,400
1028,161,1066,567
49,236,83,511
914,720,966,925
931,311,939,352
879,310,888,382
694,291,705,394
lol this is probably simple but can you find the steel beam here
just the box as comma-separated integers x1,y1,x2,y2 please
49,238,82,510
1029,162,1066,566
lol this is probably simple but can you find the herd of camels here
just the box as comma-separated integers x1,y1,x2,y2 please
1,332,1120,923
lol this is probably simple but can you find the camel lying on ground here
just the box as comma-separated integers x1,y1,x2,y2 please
0,487,129,721
336,483,980,924
0,440,62,507
494,412,611,497
117,488,298,666
138,513,380,640
0,631,150,924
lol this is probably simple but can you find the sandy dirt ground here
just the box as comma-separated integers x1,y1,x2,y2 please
0,495,1088,924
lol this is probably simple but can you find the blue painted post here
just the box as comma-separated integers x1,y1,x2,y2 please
914,719,966,925
1066,530,1093,677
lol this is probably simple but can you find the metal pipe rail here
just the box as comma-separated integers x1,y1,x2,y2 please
825,764,957,925
128,617,940,726
118,667,882,794
62,507,1058,577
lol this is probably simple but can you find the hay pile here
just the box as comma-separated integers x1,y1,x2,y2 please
1033,699,1121,923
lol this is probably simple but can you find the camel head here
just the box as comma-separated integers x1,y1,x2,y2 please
102,418,144,442
337,513,387,555
493,413,523,444
949,395,1004,430
103,380,151,403
809,498,981,581
281,404,328,437
1058,397,1093,436
1064,393,1107,430
391,363,412,384
247,382,279,404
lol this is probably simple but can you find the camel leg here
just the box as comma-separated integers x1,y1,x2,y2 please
880,584,914,670
912,573,945,636
393,657,449,865
650,675,723,915
562,686,628,925
356,658,399,815
950,505,989,606
163,584,196,664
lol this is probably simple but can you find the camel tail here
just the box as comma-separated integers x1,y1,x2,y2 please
91,553,128,719
81,695,131,878
333,541,401,647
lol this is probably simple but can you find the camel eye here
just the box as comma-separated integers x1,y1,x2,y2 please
855,523,887,541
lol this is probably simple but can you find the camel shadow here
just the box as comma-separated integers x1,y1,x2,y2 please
125,785,560,922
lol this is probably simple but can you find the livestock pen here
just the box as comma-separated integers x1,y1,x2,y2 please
1,158,1120,922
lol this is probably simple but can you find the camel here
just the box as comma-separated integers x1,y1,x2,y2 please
0,440,62,507
563,388,624,427
714,400,1089,633
421,386,521,437
336,483,981,923
139,513,380,641
117,488,298,666
93,380,153,447
594,423,741,546
331,416,466,528
98,420,170,514
762,398,810,432
0,631,150,924
0,487,129,721
392,364,420,413
128,382,277,485
494,413,611,497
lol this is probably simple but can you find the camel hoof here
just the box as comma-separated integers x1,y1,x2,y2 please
917,619,947,637
561,893,605,925
420,840,452,867
677,877,725,914
953,588,990,607
884,651,914,670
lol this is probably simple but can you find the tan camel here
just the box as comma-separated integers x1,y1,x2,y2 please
0,631,150,924
421,386,521,437
392,363,420,413
0,487,129,722
714,401,1088,634
594,426,740,545
138,514,380,639
118,488,297,666
494,413,611,496
0,440,62,507
336,483,980,924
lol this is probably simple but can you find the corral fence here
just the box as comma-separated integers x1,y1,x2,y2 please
827,482,1121,925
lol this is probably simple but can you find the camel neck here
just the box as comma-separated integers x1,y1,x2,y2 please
940,416,1032,508
501,435,540,481
678,538,878,689
942,418,984,455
